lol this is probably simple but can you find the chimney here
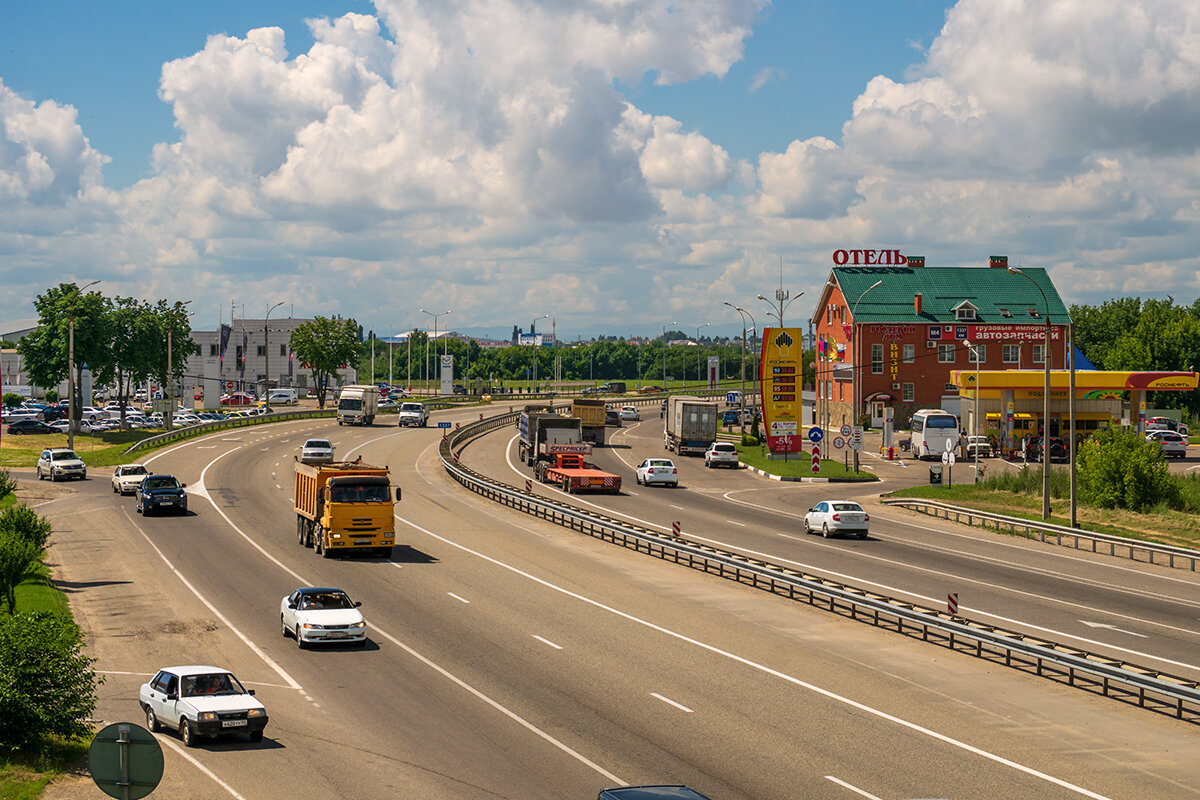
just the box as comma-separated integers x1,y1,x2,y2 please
914,293,923,315
989,255,1008,269
907,255,925,268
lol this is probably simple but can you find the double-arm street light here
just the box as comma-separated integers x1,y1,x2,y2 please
67,280,101,450
165,300,193,432
530,313,548,391
694,322,711,387
420,308,451,395
1008,266,1052,521
723,302,753,434
850,280,883,473
262,301,285,413
963,339,982,483
662,321,676,388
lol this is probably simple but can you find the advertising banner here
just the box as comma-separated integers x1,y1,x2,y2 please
759,327,804,455
440,354,454,397
707,355,720,389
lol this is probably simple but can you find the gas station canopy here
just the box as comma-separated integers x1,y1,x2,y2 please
951,370,1198,397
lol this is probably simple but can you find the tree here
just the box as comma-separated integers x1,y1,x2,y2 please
289,316,361,408
0,505,54,552
0,611,100,750
1075,424,1179,512
18,284,110,422
0,530,41,614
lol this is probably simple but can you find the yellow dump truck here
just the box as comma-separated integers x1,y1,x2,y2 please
570,398,607,446
294,458,401,558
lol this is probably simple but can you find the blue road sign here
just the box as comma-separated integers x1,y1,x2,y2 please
438,421,452,428
808,426,824,443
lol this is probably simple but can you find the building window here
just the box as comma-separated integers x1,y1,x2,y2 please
967,344,985,363
280,344,287,356
1033,344,1045,364
872,344,884,374
193,344,201,356
235,345,243,362
902,383,914,402
955,305,977,321
827,307,832,325
256,345,266,357
902,344,915,363
209,344,218,356
938,344,956,363
1002,344,1020,363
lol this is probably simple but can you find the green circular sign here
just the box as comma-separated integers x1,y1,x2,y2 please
88,722,164,800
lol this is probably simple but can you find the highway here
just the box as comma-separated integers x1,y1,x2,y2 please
32,405,1200,799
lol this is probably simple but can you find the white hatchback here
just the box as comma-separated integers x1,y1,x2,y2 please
803,500,870,539
636,458,678,487
619,405,640,421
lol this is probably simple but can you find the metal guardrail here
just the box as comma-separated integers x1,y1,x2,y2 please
880,496,1200,572
122,408,336,454
440,411,1200,723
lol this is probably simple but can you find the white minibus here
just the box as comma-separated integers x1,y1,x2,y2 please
909,409,960,460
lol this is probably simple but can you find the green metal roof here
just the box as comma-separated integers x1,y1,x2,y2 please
830,266,1072,325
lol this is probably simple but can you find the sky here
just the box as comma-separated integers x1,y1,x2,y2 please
2,0,1198,341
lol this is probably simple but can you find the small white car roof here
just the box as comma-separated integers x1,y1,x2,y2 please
159,665,232,677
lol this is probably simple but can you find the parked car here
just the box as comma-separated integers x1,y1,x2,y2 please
635,458,678,487
1147,431,1188,458
703,442,739,468
139,666,268,746
111,464,149,494
36,448,87,481
581,386,604,397
220,392,256,406
280,587,367,648
300,438,335,464
49,419,95,434
386,388,412,400
803,500,870,539
964,435,993,457
619,405,640,421
136,474,188,516
6,420,56,435
638,385,664,394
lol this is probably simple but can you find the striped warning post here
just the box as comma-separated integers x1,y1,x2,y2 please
672,521,681,537
948,593,959,614
525,479,532,492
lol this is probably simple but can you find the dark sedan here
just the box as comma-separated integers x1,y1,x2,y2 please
136,475,189,516
7,420,57,435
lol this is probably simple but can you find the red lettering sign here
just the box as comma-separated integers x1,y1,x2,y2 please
831,250,907,266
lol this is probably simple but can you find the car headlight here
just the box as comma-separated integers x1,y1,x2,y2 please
352,621,366,628
301,623,323,630
247,708,265,718
198,712,218,722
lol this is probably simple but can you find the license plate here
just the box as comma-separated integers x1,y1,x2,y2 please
221,719,247,728
355,539,372,546
328,631,352,638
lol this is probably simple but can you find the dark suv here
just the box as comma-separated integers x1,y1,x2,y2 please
136,475,189,516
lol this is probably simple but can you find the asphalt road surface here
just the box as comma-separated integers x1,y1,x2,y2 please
28,407,1200,799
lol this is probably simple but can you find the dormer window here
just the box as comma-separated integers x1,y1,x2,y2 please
998,307,1012,318
1026,308,1041,318
953,300,978,321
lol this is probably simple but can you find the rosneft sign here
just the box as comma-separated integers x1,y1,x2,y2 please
759,327,804,455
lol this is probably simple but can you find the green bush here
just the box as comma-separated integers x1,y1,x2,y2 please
980,464,1071,497
0,505,54,552
0,612,100,751
1076,424,1178,512
0,530,42,614
1,393,22,409
0,469,15,500
43,390,58,403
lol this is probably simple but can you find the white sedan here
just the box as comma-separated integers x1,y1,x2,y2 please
280,587,367,648
300,438,335,463
111,463,149,494
635,458,678,487
619,405,640,421
803,500,870,539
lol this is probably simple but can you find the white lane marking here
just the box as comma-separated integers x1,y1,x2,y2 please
158,736,248,799
275,484,282,490
825,775,883,799
651,693,693,713
197,445,217,449
122,505,301,691
447,592,471,604
669,504,686,511
724,520,746,527
532,635,563,650
1079,620,1149,638
396,511,1112,800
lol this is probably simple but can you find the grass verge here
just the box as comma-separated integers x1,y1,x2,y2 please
738,443,876,480
0,739,90,800
887,482,1200,550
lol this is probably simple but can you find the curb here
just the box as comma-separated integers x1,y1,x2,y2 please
743,465,877,483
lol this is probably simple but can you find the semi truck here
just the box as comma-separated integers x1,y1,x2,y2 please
518,411,584,466
294,458,401,558
664,396,719,456
336,385,378,426
534,445,622,494
570,398,607,446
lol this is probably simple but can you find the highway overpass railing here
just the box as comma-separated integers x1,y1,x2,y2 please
440,410,1200,724
880,496,1200,572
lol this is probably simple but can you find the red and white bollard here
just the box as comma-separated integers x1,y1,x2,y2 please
672,521,681,537
947,593,959,614
525,479,532,492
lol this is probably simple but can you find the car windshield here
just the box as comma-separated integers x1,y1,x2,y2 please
52,451,79,461
299,591,355,610
122,466,147,475
183,672,246,697
338,398,362,410
400,404,423,412
305,440,331,450
832,503,864,512
329,483,389,503
145,477,180,490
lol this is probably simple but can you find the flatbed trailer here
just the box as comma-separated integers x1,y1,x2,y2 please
533,446,622,494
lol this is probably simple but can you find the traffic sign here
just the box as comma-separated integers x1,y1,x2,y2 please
810,442,821,473
942,451,956,465
840,424,851,437
437,421,452,428
88,723,163,800
945,437,955,452
849,426,864,450
832,436,845,449
226,381,234,390
808,426,824,443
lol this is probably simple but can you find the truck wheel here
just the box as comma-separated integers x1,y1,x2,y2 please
562,478,571,493
297,517,305,546
314,525,324,554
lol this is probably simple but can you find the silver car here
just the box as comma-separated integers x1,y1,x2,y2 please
300,438,335,464
111,463,149,494
1147,431,1188,458
803,500,869,539
37,448,87,481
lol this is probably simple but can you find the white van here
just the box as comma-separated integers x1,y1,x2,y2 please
267,388,298,405
908,409,960,460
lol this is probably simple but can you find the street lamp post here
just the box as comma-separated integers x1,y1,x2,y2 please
263,301,284,413
67,280,101,450
165,300,193,432
694,322,711,387
724,302,752,435
420,309,451,395
1008,266,1052,521
850,280,884,473
530,314,548,392
662,321,676,388
964,339,981,483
